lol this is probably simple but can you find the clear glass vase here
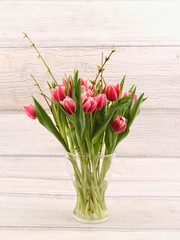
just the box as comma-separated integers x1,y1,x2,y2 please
66,151,114,223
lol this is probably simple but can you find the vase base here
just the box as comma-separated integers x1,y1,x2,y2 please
73,208,108,224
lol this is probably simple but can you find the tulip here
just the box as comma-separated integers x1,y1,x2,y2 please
95,93,107,110
52,85,66,102
82,96,97,113
62,78,68,86
123,92,138,104
80,78,93,92
81,88,94,101
62,96,75,115
80,78,89,88
112,115,127,133
134,94,138,103
23,104,36,120
122,92,131,98
51,88,59,102
105,83,120,101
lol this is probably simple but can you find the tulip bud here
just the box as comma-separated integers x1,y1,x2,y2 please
112,115,127,133
122,92,131,98
95,93,107,110
62,96,75,115
51,88,59,102
23,104,36,120
82,96,97,113
123,92,138,104
52,85,66,102
105,83,120,101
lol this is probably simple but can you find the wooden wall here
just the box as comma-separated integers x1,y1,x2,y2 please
0,1,180,238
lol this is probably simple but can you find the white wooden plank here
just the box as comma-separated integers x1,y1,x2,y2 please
0,1,180,47
0,178,180,197
0,111,179,157
0,47,180,109
1,230,180,240
1,156,180,182
0,196,180,229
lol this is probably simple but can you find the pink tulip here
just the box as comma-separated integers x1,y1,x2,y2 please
134,94,138,103
62,96,75,115
123,92,138,104
105,83,120,101
80,78,93,92
81,88,94,101
51,88,59,102
82,96,97,113
112,115,127,133
23,104,36,120
94,93,107,110
62,78,68,86
80,78,89,88
123,92,131,98
52,85,66,102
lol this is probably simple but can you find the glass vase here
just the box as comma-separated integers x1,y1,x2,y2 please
66,151,114,223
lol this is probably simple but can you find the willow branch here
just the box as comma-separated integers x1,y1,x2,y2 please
100,52,106,87
100,52,103,80
31,75,51,110
23,32,58,85
94,49,116,84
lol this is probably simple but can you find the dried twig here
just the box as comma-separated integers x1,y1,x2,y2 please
31,74,51,109
23,32,58,85
94,49,116,84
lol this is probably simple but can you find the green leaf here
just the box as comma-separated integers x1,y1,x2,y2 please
142,97,148,103
70,71,86,139
33,97,68,150
115,128,130,147
104,124,113,151
128,93,144,127
122,87,138,121
65,77,71,96
95,80,102,94
74,69,79,83
119,75,126,97
47,81,52,91
52,82,57,88
115,93,146,148
128,85,135,93
128,87,136,111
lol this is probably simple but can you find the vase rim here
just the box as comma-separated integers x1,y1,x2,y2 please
66,150,115,158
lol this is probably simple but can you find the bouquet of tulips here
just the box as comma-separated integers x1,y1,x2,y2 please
23,33,146,222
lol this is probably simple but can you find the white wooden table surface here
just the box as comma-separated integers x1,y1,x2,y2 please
0,1,180,239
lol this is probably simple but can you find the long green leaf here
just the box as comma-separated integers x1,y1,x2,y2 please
33,97,68,150
115,128,130,147
116,93,145,147
128,93,144,127
128,85,135,93
119,75,126,98
72,71,86,139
